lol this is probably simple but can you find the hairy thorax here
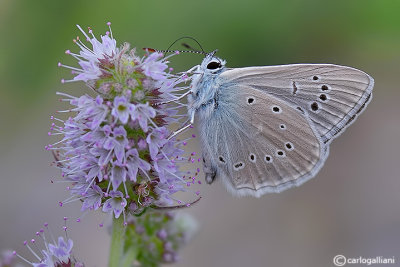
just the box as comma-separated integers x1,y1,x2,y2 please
188,69,223,121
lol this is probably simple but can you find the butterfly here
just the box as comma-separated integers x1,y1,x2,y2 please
184,50,373,197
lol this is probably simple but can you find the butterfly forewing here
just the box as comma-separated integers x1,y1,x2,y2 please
198,84,328,197
221,64,373,144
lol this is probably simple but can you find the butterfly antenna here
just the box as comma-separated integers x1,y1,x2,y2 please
209,49,218,56
166,36,206,54
143,36,208,56
143,48,205,55
207,49,221,64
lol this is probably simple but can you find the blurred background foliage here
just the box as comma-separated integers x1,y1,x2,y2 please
1,0,399,266
1,0,399,120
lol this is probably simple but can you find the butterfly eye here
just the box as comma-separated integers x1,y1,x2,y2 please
206,61,222,70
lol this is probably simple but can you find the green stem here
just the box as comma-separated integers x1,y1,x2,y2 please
121,247,138,267
109,216,126,267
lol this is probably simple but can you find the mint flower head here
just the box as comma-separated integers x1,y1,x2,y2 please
13,218,83,267
49,23,200,223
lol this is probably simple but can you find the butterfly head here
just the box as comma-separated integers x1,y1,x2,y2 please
200,50,226,74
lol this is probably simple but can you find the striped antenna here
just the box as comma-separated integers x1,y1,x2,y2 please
143,48,206,55
143,36,210,56
166,36,206,54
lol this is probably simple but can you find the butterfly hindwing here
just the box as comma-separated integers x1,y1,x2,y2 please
198,83,328,197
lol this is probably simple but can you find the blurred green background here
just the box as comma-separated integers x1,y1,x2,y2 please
1,0,399,266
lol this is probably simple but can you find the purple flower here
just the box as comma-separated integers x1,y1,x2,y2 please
156,229,168,241
162,252,175,263
142,52,168,81
110,163,127,189
153,156,178,184
74,60,102,82
89,146,113,166
81,185,103,211
146,127,168,160
112,96,133,124
130,102,156,132
72,95,108,130
84,156,104,182
48,237,73,264
14,220,83,267
125,148,151,182
137,138,147,150
103,126,128,164
33,250,54,267
84,32,117,61
102,191,127,218
81,124,111,149
67,175,90,196
60,23,117,82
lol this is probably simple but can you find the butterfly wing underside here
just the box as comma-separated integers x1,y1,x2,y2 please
199,84,328,197
221,64,373,144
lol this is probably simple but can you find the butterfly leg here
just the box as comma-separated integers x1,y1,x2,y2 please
154,90,192,106
167,111,195,140
202,150,217,184
168,123,192,140
181,65,199,74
